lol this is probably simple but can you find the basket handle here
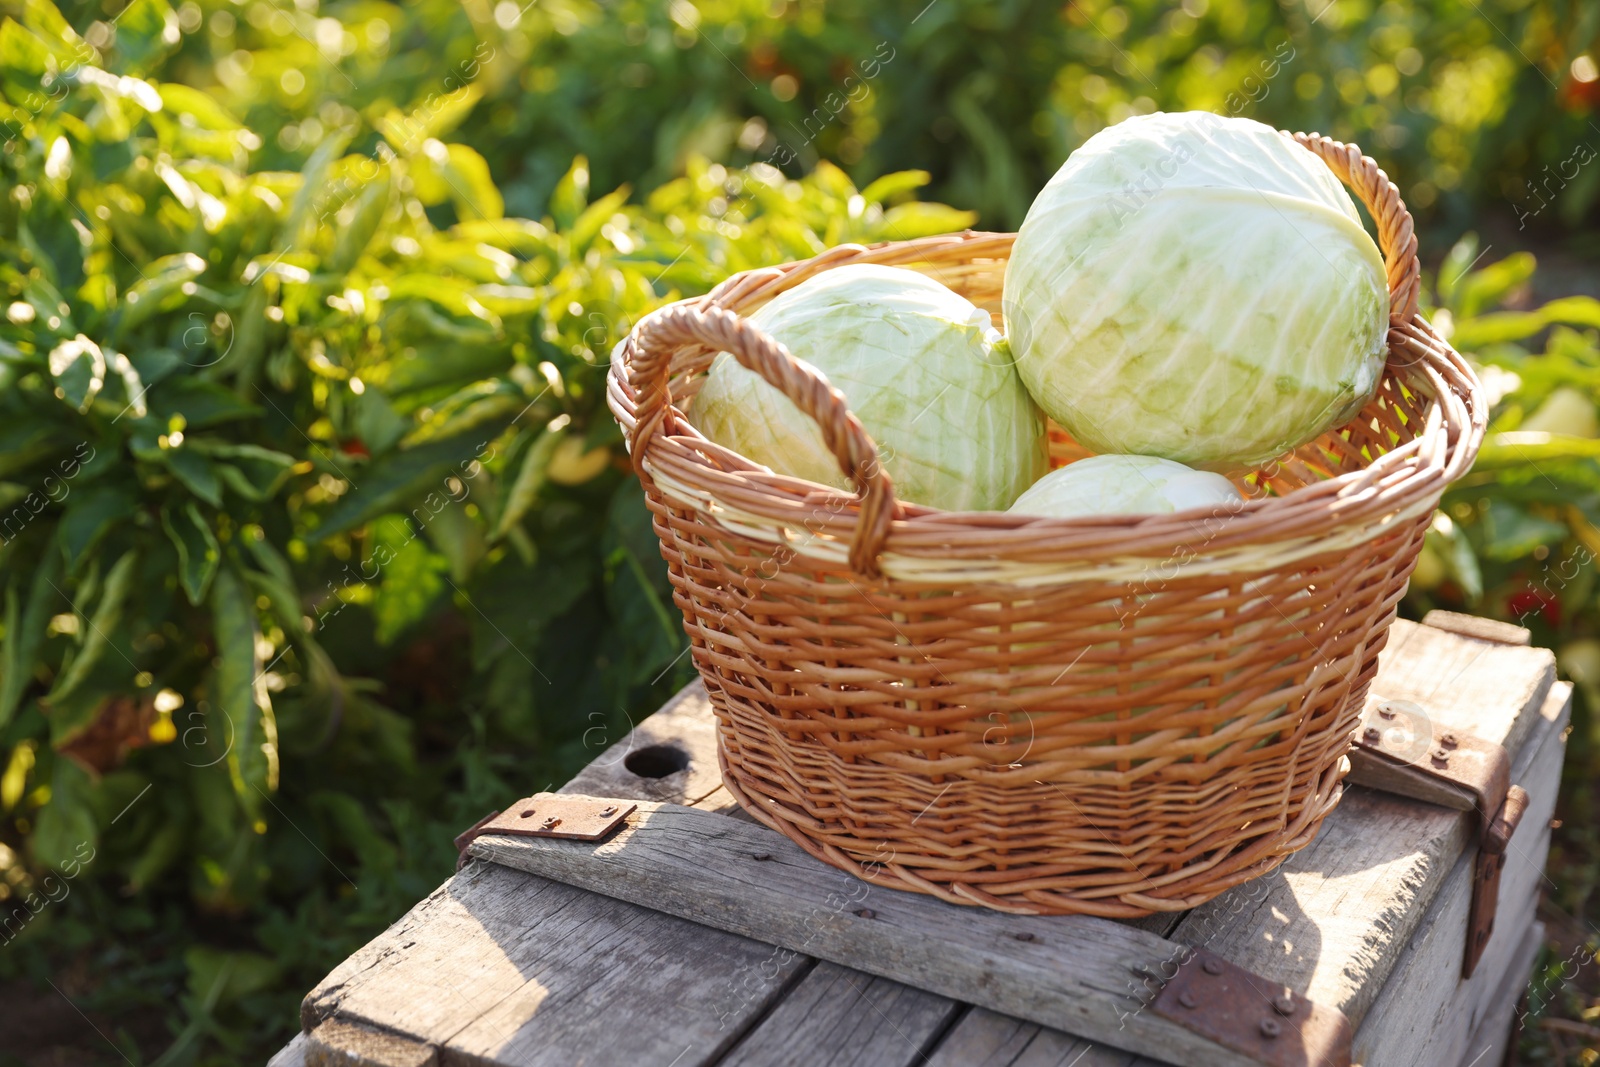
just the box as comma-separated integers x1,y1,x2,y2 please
1291,131,1420,325
627,301,898,578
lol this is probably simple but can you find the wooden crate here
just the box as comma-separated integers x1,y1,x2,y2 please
270,615,1569,1067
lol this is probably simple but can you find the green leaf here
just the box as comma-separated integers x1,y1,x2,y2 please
860,170,931,205
0,20,52,78
0,533,60,728
280,130,355,247
317,427,507,540
493,423,565,540
159,446,223,506
46,549,137,705
113,252,206,337
162,502,219,605
184,947,282,1007
47,334,106,412
880,201,977,239
190,441,295,500
549,155,590,230
1479,500,1568,561
1473,431,1600,470
442,143,503,222
211,567,278,815
402,379,525,446
1455,251,1536,319
31,757,97,870
58,482,134,571
326,171,391,274
111,0,180,73
147,378,260,428
369,515,449,644
423,493,486,583
569,186,631,253
375,83,483,153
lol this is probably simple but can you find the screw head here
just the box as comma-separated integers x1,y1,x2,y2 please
1439,733,1459,749
1260,1018,1282,1039
598,806,617,818
1178,990,1199,1009
1362,726,1381,743
1378,703,1397,720
1273,992,1295,1015
1431,748,1451,766
540,816,562,829
1201,957,1224,975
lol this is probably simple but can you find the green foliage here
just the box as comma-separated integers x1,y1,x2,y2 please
0,1,966,1060
93,0,1600,235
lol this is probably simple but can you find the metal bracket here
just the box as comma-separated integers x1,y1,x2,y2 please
1150,947,1352,1067
1348,699,1528,978
455,794,636,869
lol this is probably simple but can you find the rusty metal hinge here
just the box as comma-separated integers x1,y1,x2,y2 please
1348,699,1529,978
1150,948,1352,1067
454,794,636,869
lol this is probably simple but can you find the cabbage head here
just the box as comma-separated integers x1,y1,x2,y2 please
1007,455,1243,519
691,264,1048,511
1003,111,1389,471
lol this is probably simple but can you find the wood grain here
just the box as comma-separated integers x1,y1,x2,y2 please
718,961,961,1067
1351,683,1569,1067
304,1018,436,1067
558,681,727,807
300,859,807,1066
1160,620,1554,1030
470,799,1263,1067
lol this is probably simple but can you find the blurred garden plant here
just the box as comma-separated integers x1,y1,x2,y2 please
0,0,969,1058
1402,236,1600,1059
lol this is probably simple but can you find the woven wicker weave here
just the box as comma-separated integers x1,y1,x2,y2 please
606,132,1485,916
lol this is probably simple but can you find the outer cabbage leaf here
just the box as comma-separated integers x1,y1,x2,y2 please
692,264,1047,512
1003,112,1388,471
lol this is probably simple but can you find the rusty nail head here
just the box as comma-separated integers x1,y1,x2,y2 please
1177,990,1199,1009
1378,703,1396,720
598,805,617,817
541,816,561,829
1431,749,1450,766
1201,957,1223,975
1362,726,1381,743
1440,733,1459,749
1260,1018,1281,1039
1273,992,1295,1015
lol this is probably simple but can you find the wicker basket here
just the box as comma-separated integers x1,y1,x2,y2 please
606,132,1485,917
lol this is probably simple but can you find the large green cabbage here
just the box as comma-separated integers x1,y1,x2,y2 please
1003,112,1389,471
1007,455,1243,519
691,264,1048,511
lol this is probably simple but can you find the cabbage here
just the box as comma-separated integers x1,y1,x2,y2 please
1007,455,1243,519
691,264,1048,511
1003,111,1389,471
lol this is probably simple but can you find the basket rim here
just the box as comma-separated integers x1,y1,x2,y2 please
607,135,1487,581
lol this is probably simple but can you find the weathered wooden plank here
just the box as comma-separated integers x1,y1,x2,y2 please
304,1018,436,1067
1418,610,1531,646
1455,921,1543,1067
558,680,725,807
717,960,962,1067
299,859,807,1066
1351,683,1569,1067
1161,620,1554,1030
923,1010,1136,1067
268,1032,309,1067
470,799,1265,1067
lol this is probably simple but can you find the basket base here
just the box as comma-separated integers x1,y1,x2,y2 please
714,713,1348,919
